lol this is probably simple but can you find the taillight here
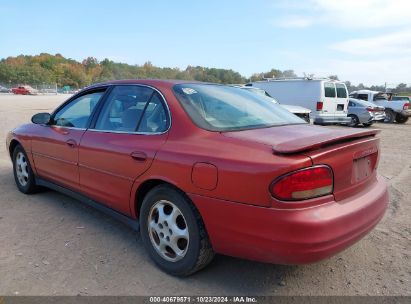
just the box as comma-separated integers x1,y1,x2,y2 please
270,166,333,201
366,106,376,112
403,103,409,110
316,101,323,111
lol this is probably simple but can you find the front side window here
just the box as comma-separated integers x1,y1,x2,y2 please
324,82,336,98
53,91,105,128
336,83,347,98
94,85,169,133
173,84,304,132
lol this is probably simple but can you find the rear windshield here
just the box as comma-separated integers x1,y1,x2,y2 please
336,83,347,98
374,93,389,101
324,82,336,97
173,84,305,132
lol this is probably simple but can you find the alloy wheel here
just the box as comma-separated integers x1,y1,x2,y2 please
148,200,189,262
15,152,29,186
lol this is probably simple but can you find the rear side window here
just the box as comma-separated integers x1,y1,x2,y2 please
138,93,169,133
373,93,389,101
94,85,169,133
357,94,368,101
324,82,336,98
336,83,347,98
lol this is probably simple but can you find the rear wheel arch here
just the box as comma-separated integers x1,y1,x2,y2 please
134,179,208,231
135,179,190,217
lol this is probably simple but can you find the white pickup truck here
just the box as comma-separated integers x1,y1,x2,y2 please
349,90,411,123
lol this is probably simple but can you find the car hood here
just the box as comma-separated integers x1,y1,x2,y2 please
281,104,311,114
223,124,379,154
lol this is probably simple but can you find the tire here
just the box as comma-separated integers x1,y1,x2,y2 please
395,114,409,124
140,184,215,276
348,114,359,127
363,122,373,127
384,109,396,123
12,145,38,194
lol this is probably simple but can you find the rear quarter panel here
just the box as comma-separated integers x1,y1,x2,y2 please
129,85,313,216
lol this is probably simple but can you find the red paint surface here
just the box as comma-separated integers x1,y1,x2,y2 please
7,79,389,265
191,162,218,190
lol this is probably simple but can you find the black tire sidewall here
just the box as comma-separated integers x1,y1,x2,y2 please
348,114,358,127
139,185,202,276
385,110,395,123
396,114,408,124
12,145,35,193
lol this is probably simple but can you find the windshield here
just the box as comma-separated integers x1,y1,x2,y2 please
173,84,305,131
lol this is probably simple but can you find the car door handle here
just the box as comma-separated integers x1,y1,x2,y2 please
66,139,77,148
130,151,147,162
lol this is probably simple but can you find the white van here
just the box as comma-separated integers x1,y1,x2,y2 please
247,78,351,124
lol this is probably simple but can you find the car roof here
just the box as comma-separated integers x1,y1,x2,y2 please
351,90,383,94
86,79,202,90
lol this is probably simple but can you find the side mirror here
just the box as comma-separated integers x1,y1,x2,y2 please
31,112,51,125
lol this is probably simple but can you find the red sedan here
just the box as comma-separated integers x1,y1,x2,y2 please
11,85,38,95
6,79,388,275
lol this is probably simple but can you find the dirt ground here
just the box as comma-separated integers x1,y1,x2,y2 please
0,94,410,296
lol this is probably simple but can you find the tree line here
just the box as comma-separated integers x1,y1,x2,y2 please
0,53,248,88
0,53,410,94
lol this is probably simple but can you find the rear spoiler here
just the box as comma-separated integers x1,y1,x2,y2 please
273,129,380,154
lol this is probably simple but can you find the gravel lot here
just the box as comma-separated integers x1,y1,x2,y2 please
0,94,410,296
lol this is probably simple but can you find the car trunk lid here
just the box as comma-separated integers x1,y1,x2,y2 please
223,125,380,201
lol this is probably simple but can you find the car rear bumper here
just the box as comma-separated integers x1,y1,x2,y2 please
314,116,351,124
190,175,388,264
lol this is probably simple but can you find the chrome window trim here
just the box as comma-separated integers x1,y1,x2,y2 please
86,129,166,135
88,84,172,136
50,125,87,131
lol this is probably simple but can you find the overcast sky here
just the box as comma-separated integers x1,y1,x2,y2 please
1,0,410,86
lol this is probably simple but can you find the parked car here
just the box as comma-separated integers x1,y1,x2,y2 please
11,85,38,95
0,85,10,93
240,86,311,123
247,77,351,125
350,90,410,123
348,98,386,127
7,80,388,276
